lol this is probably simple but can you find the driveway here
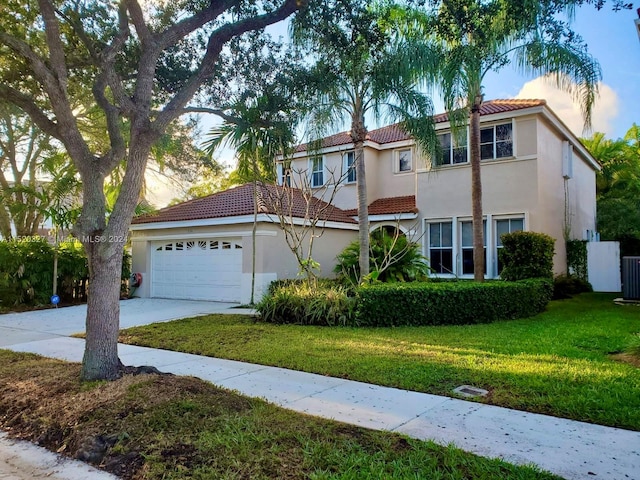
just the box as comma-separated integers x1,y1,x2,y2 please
0,298,244,347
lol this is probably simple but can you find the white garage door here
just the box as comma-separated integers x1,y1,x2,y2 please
151,238,242,302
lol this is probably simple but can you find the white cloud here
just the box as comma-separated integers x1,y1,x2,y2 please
514,77,619,137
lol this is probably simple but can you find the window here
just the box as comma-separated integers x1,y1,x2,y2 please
397,148,412,172
277,162,291,186
428,221,453,274
437,130,468,165
344,151,356,183
460,220,487,275
480,122,513,160
495,218,524,274
310,156,324,187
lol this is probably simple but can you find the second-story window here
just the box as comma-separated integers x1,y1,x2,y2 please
397,148,412,172
438,130,468,165
481,122,513,160
277,162,291,186
310,156,324,187
344,151,356,183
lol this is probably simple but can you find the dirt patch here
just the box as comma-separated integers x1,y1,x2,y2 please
610,352,640,368
0,352,258,479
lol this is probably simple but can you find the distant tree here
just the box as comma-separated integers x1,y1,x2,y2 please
204,91,298,303
583,125,640,241
0,104,77,239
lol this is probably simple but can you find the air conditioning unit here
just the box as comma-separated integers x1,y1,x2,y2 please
622,257,640,300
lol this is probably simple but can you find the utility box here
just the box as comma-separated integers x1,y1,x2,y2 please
622,256,640,300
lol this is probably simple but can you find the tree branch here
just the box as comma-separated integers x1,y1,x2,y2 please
155,0,303,131
180,107,240,123
125,0,152,46
38,0,69,93
156,0,238,50
0,85,61,139
0,33,60,97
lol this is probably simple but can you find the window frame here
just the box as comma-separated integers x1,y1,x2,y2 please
436,128,469,166
309,156,324,188
427,220,454,275
396,148,413,173
343,151,356,184
494,216,525,276
460,220,487,276
276,162,291,186
480,120,514,161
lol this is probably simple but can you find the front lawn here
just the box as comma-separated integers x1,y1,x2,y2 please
0,351,559,480
119,293,640,431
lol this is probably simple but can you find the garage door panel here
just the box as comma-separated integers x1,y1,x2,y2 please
151,237,242,302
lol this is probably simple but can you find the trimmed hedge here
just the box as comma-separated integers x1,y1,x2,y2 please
355,278,553,327
499,231,554,281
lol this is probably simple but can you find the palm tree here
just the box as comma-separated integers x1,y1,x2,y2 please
292,1,439,282
204,94,296,304
404,0,601,281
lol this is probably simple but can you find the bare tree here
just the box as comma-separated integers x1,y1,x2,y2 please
261,166,348,285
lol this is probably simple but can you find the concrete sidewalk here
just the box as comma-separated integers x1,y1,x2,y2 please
5,336,640,480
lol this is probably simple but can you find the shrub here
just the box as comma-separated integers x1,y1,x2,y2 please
0,238,55,305
355,278,553,327
0,238,131,307
334,229,430,284
499,231,555,281
552,274,593,300
257,280,356,326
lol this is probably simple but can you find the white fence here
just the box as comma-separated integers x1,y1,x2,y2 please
587,241,621,292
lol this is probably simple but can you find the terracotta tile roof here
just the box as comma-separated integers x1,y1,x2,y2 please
295,99,546,152
343,195,417,216
132,183,357,225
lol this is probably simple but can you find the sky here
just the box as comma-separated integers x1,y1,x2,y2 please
146,3,640,206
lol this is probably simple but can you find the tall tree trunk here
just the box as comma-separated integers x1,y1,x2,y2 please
251,177,257,305
351,112,369,282
81,238,123,380
470,97,484,282
77,140,151,380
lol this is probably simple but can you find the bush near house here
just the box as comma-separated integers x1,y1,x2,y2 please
256,279,356,326
355,279,553,327
0,238,131,307
499,231,555,281
552,274,593,300
334,229,431,284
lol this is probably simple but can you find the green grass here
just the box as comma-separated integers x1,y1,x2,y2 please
120,293,640,431
0,350,560,479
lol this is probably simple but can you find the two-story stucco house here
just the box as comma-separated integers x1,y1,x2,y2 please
130,99,599,303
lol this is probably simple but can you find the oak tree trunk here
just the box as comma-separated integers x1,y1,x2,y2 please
81,238,123,380
77,141,152,381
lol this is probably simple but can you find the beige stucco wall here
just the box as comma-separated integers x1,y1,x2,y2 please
257,223,356,279
415,112,597,277
288,143,418,212
130,220,356,301
534,116,597,273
